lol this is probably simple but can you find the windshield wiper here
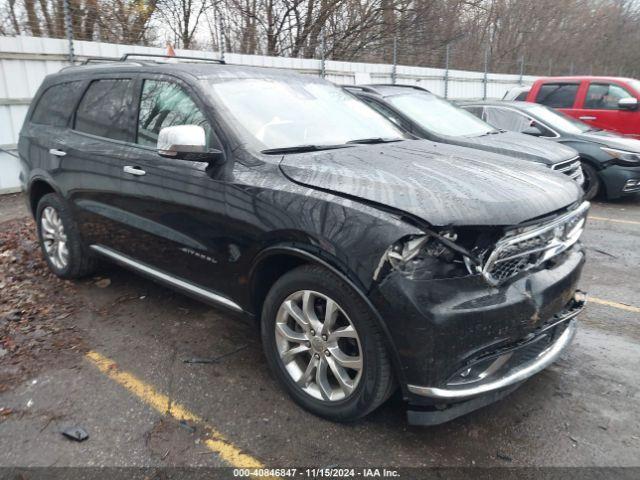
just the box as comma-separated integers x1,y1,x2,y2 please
261,144,351,154
346,137,404,144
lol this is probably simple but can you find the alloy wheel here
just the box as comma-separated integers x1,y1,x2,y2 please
40,206,69,270
274,290,363,402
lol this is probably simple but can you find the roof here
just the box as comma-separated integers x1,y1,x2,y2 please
533,75,638,83
53,58,312,82
344,83,430,97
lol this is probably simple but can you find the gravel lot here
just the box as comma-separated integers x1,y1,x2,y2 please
0,192,639,474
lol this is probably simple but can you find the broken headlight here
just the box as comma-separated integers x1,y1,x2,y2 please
375,231,480,281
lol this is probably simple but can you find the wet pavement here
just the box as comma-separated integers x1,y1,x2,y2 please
0,193,638,470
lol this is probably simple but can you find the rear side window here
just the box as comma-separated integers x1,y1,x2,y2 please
536,83,578,108
137,80,213,147
31,81,84,127
515,91,529,101
75,79,133,141
483,107,531,132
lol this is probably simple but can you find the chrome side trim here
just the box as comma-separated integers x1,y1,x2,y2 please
407,319,577,400
89,244,243,313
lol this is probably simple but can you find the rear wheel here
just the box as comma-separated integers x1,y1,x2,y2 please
581,161,601,200
36,193,96,279
261,265,394,421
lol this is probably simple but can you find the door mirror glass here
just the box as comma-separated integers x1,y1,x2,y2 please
157,125,223,162
618,97,639,110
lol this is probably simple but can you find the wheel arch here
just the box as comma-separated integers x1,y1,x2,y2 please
27,178,58,217
248,245,407,392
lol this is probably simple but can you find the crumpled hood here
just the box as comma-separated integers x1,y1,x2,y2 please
578,130,640,152
280,140,582,227
443,131,578,165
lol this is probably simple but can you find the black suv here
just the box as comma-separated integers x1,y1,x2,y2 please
19,57,588,425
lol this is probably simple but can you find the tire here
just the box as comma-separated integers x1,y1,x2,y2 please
261,264,395,422
36,193,96,279
581,161,601,200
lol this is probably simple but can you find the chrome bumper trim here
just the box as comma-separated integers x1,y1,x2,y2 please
407,319,577,400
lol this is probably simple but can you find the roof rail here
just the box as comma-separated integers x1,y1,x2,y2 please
119,53,225,64
80,57,129,65
344,84,431,95
343,85,380,94
368,83,431,93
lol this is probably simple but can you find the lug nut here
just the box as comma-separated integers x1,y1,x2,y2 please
314,353,320,359
310,329,315,336
306,342,311,347
324,350,331,357
321,335,327,341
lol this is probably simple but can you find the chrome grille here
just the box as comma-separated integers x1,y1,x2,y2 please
482,201,589,285
552,158,584,186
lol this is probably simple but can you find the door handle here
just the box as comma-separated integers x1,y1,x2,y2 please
123,166,146,176
49,148,67,157
579,116,597,121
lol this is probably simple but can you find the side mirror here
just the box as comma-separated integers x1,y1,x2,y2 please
157,125,223,162
522,125,544,136
618,97,638,111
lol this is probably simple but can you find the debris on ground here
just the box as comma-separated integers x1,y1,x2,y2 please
0,218,84,392
94,278,111,288
496,451,512,462
183,344,250,365
61,426,89,442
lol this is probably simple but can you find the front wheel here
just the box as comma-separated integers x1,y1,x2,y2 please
261,265,395,422
581,161,601,200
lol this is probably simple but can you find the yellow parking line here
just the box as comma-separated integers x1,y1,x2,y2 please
590,216,640,226
85,350,264,469
589,297,640,314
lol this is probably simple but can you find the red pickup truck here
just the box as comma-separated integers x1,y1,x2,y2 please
514,77,640,137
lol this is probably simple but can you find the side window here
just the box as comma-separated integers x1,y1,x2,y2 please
75,79,134,141
137,80,214,147
31,81,84,127
483,107,531,133
462,106,484,118
536,83,579,108
362,97,410,131
515,91,529,101
584,83,633,110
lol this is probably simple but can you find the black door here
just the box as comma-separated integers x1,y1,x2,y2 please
114,76,235,303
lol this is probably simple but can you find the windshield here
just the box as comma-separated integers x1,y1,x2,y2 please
204,78,404,151
527,104,591,133
386,92,495,137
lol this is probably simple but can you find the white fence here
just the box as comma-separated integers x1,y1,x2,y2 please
0,35,538,193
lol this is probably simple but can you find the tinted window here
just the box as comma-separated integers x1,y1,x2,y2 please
536,83,579,108
584,83,633,110
483,107,531,132
462,106,484,117
31,81,84,127
75,79,133,141
515,91,529,101
137,80,214,148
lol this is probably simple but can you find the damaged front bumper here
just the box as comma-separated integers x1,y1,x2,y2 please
369,244,586,425
408,304,580,401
